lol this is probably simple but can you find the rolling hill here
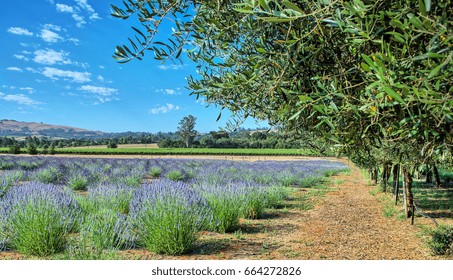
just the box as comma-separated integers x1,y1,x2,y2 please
0,119,106,139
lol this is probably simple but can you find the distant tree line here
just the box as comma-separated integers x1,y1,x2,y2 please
158,129,333,154
0,132,175,151
0,128,333,155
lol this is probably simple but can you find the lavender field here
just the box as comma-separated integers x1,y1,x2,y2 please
0,155,347,258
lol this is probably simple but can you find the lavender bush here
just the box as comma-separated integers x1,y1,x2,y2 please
0,161,14,170
196,183,247,232
17,159,42,171
34,166,64,184
67,173,89,191
148,166,162,178
242,184,275,219
77,209,136,253
130,180,212,255
0,203,8,251
0,183,81,256
0,171,23,198
82,184,136,215
165,170,184,181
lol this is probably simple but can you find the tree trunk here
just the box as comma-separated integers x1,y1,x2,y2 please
393,164,400,205
372,166,378,185
426,167,433,184
433,164,442,187
403,168,414,220
382,164,390,193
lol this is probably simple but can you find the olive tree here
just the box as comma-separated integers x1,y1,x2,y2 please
111,0,452,219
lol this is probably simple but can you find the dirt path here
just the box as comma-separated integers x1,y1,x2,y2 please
271,161,434,260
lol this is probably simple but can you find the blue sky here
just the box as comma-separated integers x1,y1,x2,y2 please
0,0,268,133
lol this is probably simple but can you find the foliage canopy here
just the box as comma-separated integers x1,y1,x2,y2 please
177,114,197,148
112,0,452,173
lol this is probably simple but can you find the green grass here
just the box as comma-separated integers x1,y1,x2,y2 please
381,197,399,218
425,225,453,255
412,181,453,213
286,181,332,211
439,169,453,183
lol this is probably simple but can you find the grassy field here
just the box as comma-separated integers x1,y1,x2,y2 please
0,147,322,156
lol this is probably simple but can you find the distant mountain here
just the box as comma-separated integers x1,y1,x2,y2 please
0,119,107,139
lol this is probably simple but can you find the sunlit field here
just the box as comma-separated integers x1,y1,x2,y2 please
0,155,347,259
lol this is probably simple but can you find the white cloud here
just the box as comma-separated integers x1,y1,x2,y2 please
97,75,104,82
157,64,185,71
55,1,99,27
89,13,101,20
42,67,91,83
6,67,23,72
7,27,33,36
76,0,100,19
76,0,94,12
72,14,87,28
0,92,42,106
20,87,34,94
26,67,39,73
78,85,119,104
68,37,80,45
14,54,29,61
155,88,182,95
149,103,180,114
40,29,63,43
78,85,117,96
56,3,75,13
33,49,71,65
43,24,62,32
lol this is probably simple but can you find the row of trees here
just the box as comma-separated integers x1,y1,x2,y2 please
112,0,452,221
159,128,332,152
0,134,170,149
1,127,328,151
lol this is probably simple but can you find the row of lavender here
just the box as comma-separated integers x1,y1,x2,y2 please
0,156,347,257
